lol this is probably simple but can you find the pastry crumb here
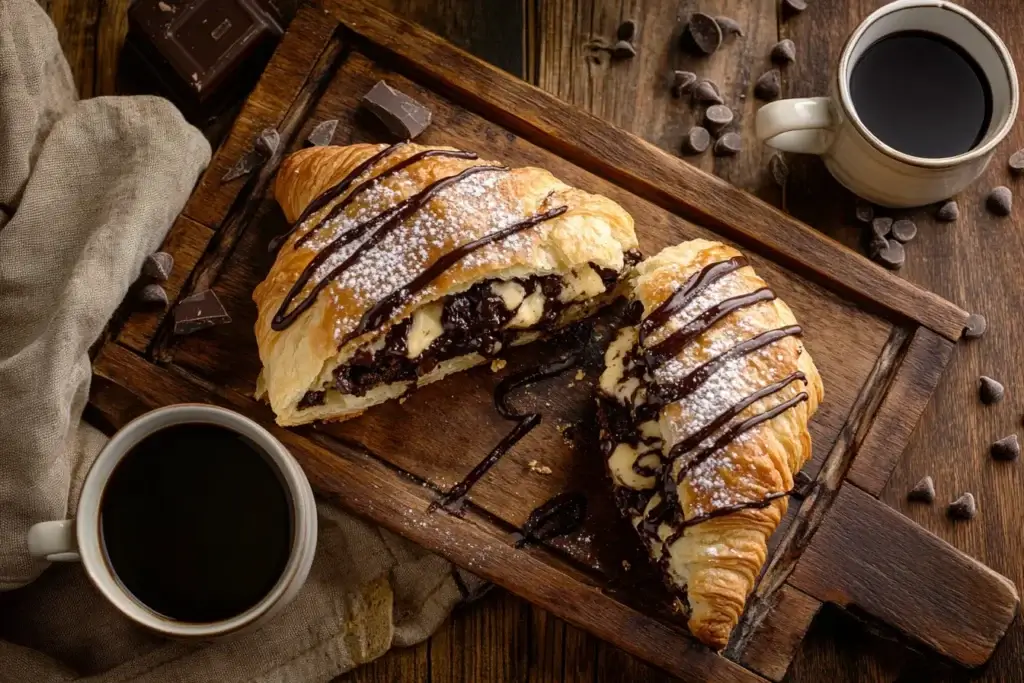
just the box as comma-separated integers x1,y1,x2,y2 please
575,369,585,380
526,459,553,475
399,396,407,404
567,382,575,388
490,358,507,372
621,560,631,570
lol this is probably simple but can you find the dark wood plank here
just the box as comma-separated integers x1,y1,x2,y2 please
788,484,1019,668
429,592,530,683
90,342,770,683
734,585,821,682
48,0,99,98
847,327,955,496
334,640,429,683
94,0,129,96
330,0,967,340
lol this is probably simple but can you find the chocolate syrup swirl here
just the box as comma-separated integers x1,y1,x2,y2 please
349,206,569,344
271,164,507,331
512,491,587,548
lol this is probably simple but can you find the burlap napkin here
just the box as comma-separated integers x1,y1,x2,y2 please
0,0,468,680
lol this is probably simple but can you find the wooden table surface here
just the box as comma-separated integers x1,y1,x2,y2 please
45,0,1024,680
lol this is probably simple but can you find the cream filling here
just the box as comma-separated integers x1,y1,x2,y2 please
508,289,546,328
559,266,606,303
405,302,444,359
490,280,526,309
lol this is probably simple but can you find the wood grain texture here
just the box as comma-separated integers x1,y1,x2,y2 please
47,0,99,98
734,584,821,681
788,484,1019,668
94,0,129,96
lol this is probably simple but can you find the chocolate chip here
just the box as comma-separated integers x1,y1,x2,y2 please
891,219,917,243
874,239,905,270
979,375,1004,404
963,312,986,339
713,132,742,157
754,69,781,101
871,216,892,238
1009,149,1024,174
987,186,1012,216
254,128,280,158
853,201,873,223
714,16,743,38
611,39,637,59
704,104,734,135
770,39,796,65
991,434,1020,461
362,80,432,140
865,232,888,259
936,199,959,222
142,251,173,282
684,12,722,55
671,70,698,97
682,126,711,155
693,78,724,105
617,19,637,41
173,289,231,335
306,119,339,147
907,476,935,503
138,283,168,307
782,0,808,17
947,492,976,520
769,153,789,187
221,150,261,183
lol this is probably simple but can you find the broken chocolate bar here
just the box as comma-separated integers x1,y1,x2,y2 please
306,119,339,147
173,289,232,335
361,81,432,140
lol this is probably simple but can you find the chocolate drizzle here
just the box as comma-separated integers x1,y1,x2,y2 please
639,256,747,342
512,491,588,548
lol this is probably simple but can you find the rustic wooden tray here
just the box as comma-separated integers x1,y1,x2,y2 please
88,3,1019,681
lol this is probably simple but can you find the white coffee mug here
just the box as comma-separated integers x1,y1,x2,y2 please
27,404,317,640
755,0,1018,208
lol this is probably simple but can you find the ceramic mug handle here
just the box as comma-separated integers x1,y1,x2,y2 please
27,519,81,562
755,97,835,154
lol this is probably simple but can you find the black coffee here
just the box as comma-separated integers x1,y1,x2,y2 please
101,424,292,623
850,30,992,158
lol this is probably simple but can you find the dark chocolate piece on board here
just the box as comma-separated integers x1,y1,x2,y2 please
684,12,722,55
221,150,261,182
713,132,742,157
871,217,892,238
874,239,905,270
979,375,1005,405
254,127,280,157
704,105,734,135
138,284,169,307
671,70,698,97
963,313,987,339
754,70,781,101
617,19,637,41
682,126,711,155
947,492,977,520
715,16,743,38
891,218,917,243
991,434,1021,461
793,470,813,497
769,153,789,187
1008,149,1024,174
142,251,174,281
907,476,935,503
936,199,960,222
987,186,1012,216
771,39,796,65
362,80,433,140
173,289,232,335
782,0,808,17
306,119,339,147
855,201,874,223
611,39,637,59
693,79,724,105
866,233,889,259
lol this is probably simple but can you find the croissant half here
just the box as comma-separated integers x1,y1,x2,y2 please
597,239,823,649
254,143,639,426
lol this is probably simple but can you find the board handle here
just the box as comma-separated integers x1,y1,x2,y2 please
788,485,1019,668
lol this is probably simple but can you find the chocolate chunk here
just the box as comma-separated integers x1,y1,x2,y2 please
980,376,1004,404
986,186,1012,216
361,80,432,140
947,492,976,520
871,217,892,238
611,39,637,59
306,119,339,147
254,127,279,157
769,153,789,187
142,251,174,281
782,0,808,17
855,201,874,223
963,312,987,339
754,69,781,101
793,470,813,496
991,434,1020,461
682,126,711,155
684,12,722,55
138,283,168,307
173,289,231,335
770,39,796,65
713,132,742,157
617,19,637,41
714,16,743,38
865,233,888,259
891,219,917,243
704,104,734,135
1009,149,1024,174
671,70,698,97
873,239,905,270
221,150,261,182
693,78,724,105
936,199,959,222
907,476,935,503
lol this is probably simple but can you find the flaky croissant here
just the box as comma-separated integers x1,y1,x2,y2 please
598,239,823,649
254,142,639,425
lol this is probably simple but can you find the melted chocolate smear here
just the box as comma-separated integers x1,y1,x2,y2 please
512,491,588,548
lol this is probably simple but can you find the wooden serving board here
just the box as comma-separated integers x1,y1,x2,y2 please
89,3,1019,681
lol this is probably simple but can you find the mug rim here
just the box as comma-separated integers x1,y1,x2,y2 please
76,404,314,638
837,0,1019,169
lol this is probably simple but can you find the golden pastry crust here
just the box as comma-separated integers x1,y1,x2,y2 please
598,239,823,650
254,143,638,425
